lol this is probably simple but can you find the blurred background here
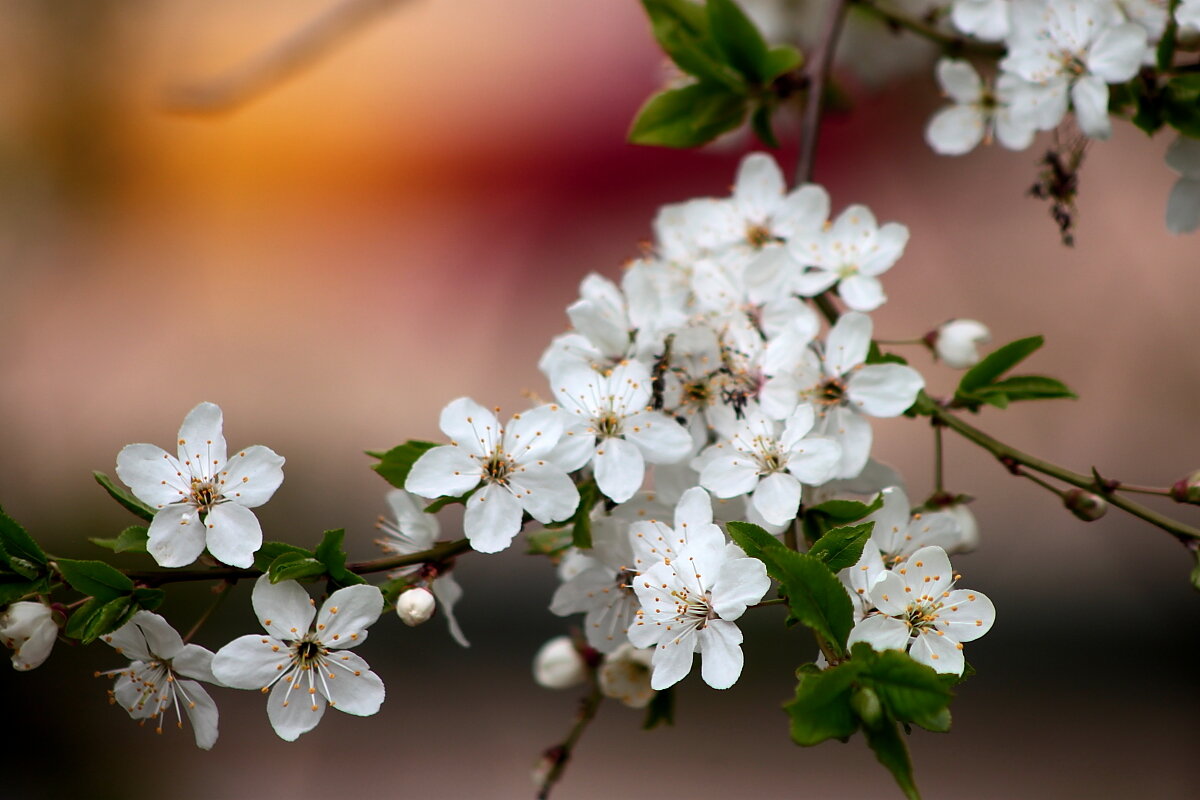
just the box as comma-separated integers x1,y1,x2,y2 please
1,0,1197,797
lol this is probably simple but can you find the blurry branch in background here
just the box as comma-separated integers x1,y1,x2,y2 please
162,0,411,114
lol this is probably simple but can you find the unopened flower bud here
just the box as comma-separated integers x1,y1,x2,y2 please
851,686,883,729
395,587,436,627
1170,470,1200,505
533,635,587,690
0,601,58,671
930,319,991,368
1063,489,1108,521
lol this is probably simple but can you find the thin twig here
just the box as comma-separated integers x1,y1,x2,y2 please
182,580,233,643
163,0,411,114
536,681,605,800
851,0,1004,57
794,0,851,186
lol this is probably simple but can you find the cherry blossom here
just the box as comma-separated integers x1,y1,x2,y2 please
1,601,58,671
116,402,285,569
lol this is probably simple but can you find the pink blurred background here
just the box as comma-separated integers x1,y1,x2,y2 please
1,1,1197,797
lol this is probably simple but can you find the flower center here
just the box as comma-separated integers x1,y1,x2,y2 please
189,479,222,512
815,377,847,406
746,224,774,248
596,413,623,439
671,588,715,629
293,638,326,668
904,601,942,632
483,452,515,484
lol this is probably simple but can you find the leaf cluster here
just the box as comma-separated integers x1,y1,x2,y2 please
629,0,802,148
255,529,366,589
952,336,1075,411
0,505,51,606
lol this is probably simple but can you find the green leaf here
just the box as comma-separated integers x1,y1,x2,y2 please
641,0,745,89
866,342,908,366
423,489,475,514
911,706,952,733
629,82,748,148
0,505,47,569
726,521,854,656
254,541,313,572
368,441,439,490
855,645,953,724
761,44,802,80
643,687,675,730
971,375,1077,402
808,522,874,572
132,586,166,610
55,558,134,601
1157,2,1179,73
525,526,574,558
863,719,921,800
0,576,47,606
1165,74,1200,138
571,481,600,550
93,471,156,522
806,496,882,526
80,595,137,644
89,525,150,554
707,0,773,84
750,102,779,148
957,335,1044,395
267,552,327,584
784,660,861,745
314,529,366,587
65,596,104,639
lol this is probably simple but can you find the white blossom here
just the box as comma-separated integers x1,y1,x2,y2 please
598,644,656,708
951,0,1012,40
848,545,995,675
551,361,693,503
926,59,1036,155
211,576,385,741
865,486,968,561
395,588,436,626
628,539,770,690
1,601,58,671
788,205,909,312
116,402,285,569
1165,135,1200,234
406,399,579,554
99,611,219,749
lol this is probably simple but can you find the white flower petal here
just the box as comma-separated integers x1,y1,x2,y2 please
623,411,693,464
901,546,955,600
838,274,887,312
711,557,771,621
847,614,911,651
825,311,872,377
116,444,189,508
936,58,983,103
734,152,786,223
211,633,292,689
267,670,326,741
508,463,580,524
785,437,842,486
172,643,218,683
752,472,802,526
317,584,383,648
868,571,910,617
217,445,285,508
463,483,523,553
203,502,263,569
176,402,226,479
936,589,996,642
1086,23,1146,83
177,679,220,750
698,620,744,690
405,445,482,499
252,575,316,641
649,629,697,690
431,574,470,648
130,611,186,660
847,364,925,418
320,649,385,715
504,404,564,462
438,397,500,458
1071,76,1111,139
909,629,965,674
1167,177,1200,234
594,438,646,504
146,503,206,568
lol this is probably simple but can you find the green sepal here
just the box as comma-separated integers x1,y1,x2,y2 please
424,488,475,514
0,505,48,572
254,541,314,572
957,335,1044,395
726,521,854,657
641,0,745,90
808,521,874,572
367,441,439,490
314,529,366,587
55,558,134,601
642,687,675,730
707,0,773,84
93,471,156,522
785,660,861,745
90,525,150,554
863,718,921,800
378,575,418,608
628,82,748,148
267,552,327,584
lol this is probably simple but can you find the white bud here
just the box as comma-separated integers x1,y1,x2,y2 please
0,601,58,671
395,587,436,627
941,502,980,553
598,644,655,708
933,319,991,368
533,636,587,690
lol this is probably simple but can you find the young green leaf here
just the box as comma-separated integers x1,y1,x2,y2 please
807,495,883,526
642,0,744,89
132,586,166,611
55,558,135,601
0,576,48,606
629,82,748,148
761,44,803,80
785,660,861,745
957,335,1044,395
808,521,874,572
92,526,150,554
79,595,137,644
267,552,327,584
571,480,600,550
726,521,854,656
970,375,1077,403
368,441,439,490
750,103,780,148
707,0,773,84
863,718,922,800
854,645,954,724
314,529,366,587
93,471,156,522
0,505,48,569
254,541,314,572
